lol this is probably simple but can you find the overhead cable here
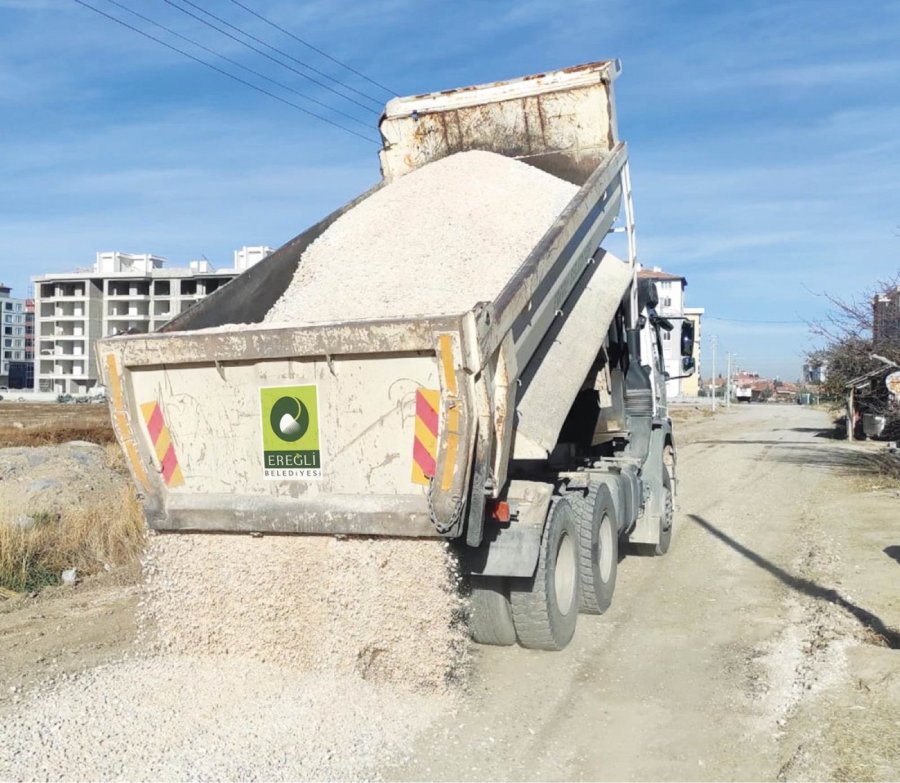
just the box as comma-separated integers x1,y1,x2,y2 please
227,0,397,97
161,0,383,112
99,0,372,131
72,0,379,144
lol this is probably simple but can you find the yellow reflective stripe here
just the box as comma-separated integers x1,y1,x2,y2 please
140,401,157,422
106,354,124,411
439,334,457,395
414,416,437,455
437,334,460,492
105,353,149,489
441,409,460,492
411,462,429,486
167,463,185,488
153,427,172,463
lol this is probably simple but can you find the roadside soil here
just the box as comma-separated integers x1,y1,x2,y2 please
0,570,138,699
0,402,110,430
1,404,897,780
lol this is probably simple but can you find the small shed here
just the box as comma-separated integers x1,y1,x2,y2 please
845,365,900,440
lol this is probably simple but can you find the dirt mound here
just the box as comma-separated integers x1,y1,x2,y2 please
0,442,126,523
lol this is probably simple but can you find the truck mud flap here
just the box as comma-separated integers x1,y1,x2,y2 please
463,481,552,577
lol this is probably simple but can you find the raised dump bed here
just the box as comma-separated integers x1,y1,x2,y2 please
99,60,633,543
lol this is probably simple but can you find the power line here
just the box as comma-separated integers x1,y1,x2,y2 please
72,0,379,144
99,0,372,131
227,0,397,97
161,0,383,113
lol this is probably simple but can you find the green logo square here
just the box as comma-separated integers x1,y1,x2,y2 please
260,385,322,479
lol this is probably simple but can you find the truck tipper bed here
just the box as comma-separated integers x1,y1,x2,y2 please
99,60,694,651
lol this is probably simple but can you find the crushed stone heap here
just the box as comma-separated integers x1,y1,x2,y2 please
264,150,578,324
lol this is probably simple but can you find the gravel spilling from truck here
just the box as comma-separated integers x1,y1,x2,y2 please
140,533,468,691
0,655,447,781
264,150,578,324
133,151,579,691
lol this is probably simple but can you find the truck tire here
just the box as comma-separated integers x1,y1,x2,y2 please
509,498,580,651
569,483,618,614
468,576,517,646
654,464,673,555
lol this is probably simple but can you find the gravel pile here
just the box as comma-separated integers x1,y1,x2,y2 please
140,533,468,692
264,150,578,324
0,654,447,781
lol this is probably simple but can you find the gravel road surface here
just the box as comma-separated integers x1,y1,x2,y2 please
1,404,897,781
394,404,899,781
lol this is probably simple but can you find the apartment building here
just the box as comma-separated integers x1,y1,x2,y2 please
0,283,32,388
33,247,271,394
637,266,694,398
873,286,900,351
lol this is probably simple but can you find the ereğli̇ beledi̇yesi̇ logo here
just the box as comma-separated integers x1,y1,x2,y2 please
259,385,321,479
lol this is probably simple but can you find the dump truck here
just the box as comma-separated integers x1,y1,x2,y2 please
98,60,695,652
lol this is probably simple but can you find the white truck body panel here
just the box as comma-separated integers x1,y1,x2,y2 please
379,60,620,185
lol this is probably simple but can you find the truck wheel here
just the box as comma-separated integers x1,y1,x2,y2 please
570,483,618,614
655,464,673,555
468,575,516,646
509,498,579,651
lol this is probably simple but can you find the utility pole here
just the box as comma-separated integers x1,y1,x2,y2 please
726,353,733,409
711,336,718,412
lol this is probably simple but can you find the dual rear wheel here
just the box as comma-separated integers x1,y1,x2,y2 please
469,486,618,651
469,452,674,651
469,498,579,651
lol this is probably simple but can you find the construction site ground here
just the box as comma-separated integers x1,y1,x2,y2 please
1,403,898,781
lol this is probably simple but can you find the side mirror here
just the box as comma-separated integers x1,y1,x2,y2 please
681,356,696,374
681,321,695,357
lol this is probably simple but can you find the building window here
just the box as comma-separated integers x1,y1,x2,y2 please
662,331,671,341
662,297,672,307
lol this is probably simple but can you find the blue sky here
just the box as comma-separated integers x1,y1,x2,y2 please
1,0,898,379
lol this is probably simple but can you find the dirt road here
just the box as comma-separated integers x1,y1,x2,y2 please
396,404,899,781
1,404,897,780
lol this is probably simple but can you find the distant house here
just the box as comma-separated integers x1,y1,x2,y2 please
803,359,827,384
774,381,798,403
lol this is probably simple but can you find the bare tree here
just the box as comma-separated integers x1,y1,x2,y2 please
807,273,900,435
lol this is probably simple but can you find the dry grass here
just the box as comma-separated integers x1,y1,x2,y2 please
0,486,145,593
863,451,900,488
845,450,900,493
0,402,114,448
0,424,116,448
